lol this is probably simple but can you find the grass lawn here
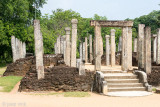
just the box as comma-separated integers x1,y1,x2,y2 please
30,92,90,97
0,76,23,92
0,66,7,75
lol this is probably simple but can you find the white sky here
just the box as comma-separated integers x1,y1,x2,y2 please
40,0,160,20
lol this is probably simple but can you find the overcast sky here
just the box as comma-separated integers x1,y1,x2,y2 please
40,0,160,20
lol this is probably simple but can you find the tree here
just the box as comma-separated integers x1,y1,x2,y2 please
0,0,46,63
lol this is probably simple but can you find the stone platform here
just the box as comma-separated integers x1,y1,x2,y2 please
107,91,153,97
85,64,138,71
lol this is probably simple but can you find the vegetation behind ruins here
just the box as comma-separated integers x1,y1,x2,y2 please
0,0,160,64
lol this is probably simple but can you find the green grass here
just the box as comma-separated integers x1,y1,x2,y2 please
0,66,6,75
0,76,23,92
64,92,90,97
30,92,90,97
152,88,156,92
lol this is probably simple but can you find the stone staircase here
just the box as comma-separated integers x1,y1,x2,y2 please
101,70,146,92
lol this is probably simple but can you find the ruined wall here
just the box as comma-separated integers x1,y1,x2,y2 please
19,66,94,92
148,66,160,86
3,54,65,76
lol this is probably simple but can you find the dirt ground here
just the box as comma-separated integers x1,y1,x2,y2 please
0,92,160,107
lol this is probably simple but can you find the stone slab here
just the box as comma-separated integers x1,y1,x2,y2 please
107,91,153,97
90,20,133,27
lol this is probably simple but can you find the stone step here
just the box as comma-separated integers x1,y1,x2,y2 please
107,83,143,87
101,70,124,73
104,74,137,79
108,87,146,92
106,79,139,83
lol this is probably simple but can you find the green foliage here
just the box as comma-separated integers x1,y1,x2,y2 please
0,3,160,62
0,0,46,63
133,10,160,34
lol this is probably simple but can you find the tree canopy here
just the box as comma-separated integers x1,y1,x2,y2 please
0,2,160,64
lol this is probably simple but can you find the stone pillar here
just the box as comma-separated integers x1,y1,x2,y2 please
16,38,20,60
110,29,116,66
63,36,66,62
152,34,157,62
79,61,85,75
100,35,103,56
134,38,137,52
122,27,128,71
11,36,16,62
65,27,71,66
144,27,151,74
128,27,132,69
20,41,23,58
82,42,85,61
71,19,78,67
85,37,88,63
23,42,26,58
60,37,64,54
80,42,83,61
54,42,57,54
157,29,160,64
115,44,116,52
89,35,93,63
93,36,96,60
15,38,18,60
60,36,66,54
118,36,122,52
57,35,61,54
94,23,101,71
34,20,44,79
138,24,145,69
105,35,110,66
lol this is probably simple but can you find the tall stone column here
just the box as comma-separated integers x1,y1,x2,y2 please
152,34,157,62
82,42,85,61
134,38,137,52
110,29,116,66
54,42,57,54
65,27,71,66
118,36,122,52
85,37,88,63
100,35,103,56
15,38,18,60
57,35,61,54
157,29,160,64
34,20,44,79
106,35,110,66
94,23,101,71
11,36,16,62
20,41,23,58
60,36,66,54
16,38,20,60
144,27,151,74
128,27,132,69
63,36,66,62
122,27,128,71
22,42,26,58
89,35,93,63
80,42,83,61
71,19,78,67
138,24,145,69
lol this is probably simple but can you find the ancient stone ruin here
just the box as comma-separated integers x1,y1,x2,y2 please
3,18,160,95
